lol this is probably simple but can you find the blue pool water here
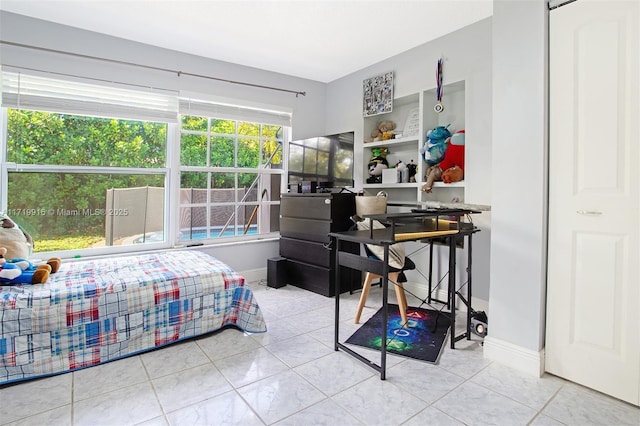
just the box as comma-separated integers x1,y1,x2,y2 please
133,226,258,244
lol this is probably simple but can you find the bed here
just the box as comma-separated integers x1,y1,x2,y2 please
0,250,266,385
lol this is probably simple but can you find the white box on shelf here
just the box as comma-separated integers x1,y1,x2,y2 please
382,168,398,184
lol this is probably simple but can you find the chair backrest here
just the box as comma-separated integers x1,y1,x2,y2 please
355,218,406,270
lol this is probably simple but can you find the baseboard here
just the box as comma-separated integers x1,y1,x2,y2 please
240,267,267,284
483,336,545,377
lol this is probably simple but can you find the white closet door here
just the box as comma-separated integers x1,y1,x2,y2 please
547,0,639,406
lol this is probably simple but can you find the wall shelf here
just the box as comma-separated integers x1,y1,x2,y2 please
362,81,467,204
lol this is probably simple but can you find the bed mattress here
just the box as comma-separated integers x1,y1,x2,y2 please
0,250,266,385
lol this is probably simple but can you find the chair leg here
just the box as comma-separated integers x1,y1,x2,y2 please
388,272,408,325
355,272,378,323
398,284,409,325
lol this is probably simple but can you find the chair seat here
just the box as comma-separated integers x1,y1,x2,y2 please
355,252,414,325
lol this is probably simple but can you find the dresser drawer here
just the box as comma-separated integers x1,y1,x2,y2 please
280,217,331,243
281,196,332,220
285,259,360,297
280,237,331,267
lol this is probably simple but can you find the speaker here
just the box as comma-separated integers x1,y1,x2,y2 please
289,183,300,193
470,311,488,338
267,256,288,288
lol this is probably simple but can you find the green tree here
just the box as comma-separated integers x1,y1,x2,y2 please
6,110,280,247
6,110,166,240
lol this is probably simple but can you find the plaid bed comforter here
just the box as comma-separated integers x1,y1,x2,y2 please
0,250,266,385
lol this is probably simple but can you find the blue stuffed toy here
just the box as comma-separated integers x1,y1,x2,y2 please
0,247,61,285
420,125,452,166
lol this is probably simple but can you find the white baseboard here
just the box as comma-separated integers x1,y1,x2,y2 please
240,267,267,284
483,336,545,377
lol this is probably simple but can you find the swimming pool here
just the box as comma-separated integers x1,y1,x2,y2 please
132,225,258,244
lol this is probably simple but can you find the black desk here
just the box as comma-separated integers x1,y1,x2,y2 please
330,209,479,379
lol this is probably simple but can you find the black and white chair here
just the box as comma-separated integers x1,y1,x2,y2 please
351,216,415,325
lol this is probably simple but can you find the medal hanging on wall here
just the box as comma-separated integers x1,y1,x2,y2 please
434,58,445,113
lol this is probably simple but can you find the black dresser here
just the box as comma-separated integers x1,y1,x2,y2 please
279,192,361,296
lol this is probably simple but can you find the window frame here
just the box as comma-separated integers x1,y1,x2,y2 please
0,107,177,258
0,71,291,258
177,114,287,244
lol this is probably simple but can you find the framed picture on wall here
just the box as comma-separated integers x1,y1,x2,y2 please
363,71,393,117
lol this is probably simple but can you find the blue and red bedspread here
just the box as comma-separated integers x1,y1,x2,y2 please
0,250,266,384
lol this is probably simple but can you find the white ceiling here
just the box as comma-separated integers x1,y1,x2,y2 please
0,0,493,83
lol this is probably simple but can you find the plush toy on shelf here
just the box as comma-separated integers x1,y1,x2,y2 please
366,147,389,183
407,160,418,183
421,137,465,193
0,247,61,285
449,129,465,146
420,124,452,165
366,120,396,142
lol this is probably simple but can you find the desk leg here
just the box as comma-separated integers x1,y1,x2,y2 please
466,233,473,341
334,237,340,351
380,244,390,380
427,243,433,304
449,234,457,349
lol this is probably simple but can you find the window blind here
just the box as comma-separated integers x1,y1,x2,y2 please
179,98,292,127
1,71,178,123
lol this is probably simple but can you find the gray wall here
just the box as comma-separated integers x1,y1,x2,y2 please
0,11,327,141
489,0,547,353
0,11,326,272
2,5,552,364
1,11,494,300
325,18,493,302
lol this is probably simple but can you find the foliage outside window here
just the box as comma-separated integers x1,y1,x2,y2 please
3,109,168,253
179,115,283,242
1,72,290,256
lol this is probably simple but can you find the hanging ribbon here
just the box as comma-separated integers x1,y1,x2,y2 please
434,58,444,113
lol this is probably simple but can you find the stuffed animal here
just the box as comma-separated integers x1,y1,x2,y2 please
420,125,451,165
0,213,33,259
442,165,464,183
367,120,396,142
0,247,61,285
421,144,465,193
366,147,389,183
407,160,418,183
450,129,465,146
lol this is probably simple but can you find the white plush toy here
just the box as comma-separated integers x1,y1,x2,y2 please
0,213,33,260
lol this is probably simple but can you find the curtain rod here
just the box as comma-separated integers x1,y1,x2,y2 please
0,40,307,97
548,0,577,10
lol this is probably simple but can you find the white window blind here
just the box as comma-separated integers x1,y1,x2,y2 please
1,71,178,123
179,98,292,127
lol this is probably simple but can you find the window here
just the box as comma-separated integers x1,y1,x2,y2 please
178,113,286,242
287,133,354,188
2,109,170,253
1,71,291,256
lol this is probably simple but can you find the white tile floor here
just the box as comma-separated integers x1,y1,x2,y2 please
1,281,639,426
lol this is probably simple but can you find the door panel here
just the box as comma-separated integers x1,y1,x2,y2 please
547,0,639,406
572,233,623,349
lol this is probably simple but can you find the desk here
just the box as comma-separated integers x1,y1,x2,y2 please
330,209,479,379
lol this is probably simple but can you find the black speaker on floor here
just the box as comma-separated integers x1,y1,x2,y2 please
267,256,288,288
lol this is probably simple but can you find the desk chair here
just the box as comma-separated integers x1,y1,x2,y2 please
355,250,416,325
350,216,416,325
